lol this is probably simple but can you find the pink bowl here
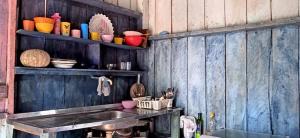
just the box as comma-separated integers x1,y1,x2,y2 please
102,34,114,43
122,100,137,109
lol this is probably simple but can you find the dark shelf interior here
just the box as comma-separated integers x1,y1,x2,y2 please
17,30,145,50
15,66,144,76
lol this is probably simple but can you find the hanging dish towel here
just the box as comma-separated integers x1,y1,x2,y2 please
97,76,113,96
180,116,197,138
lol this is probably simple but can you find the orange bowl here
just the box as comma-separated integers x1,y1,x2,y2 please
124,36,144,47
33,17,54,33
34,17,54,24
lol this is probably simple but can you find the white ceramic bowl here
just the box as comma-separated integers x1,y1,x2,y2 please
101,34,114,43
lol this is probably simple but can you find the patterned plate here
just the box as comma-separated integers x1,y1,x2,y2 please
89,13,114,35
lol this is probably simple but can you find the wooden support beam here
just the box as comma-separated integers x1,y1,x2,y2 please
6,0,17,114
149,17,300,40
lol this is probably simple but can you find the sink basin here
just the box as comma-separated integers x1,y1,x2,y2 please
95,119,138,131
90,111,138,131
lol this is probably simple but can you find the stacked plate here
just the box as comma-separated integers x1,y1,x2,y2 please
51,58,77,69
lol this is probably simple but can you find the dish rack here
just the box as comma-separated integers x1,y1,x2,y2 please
133,97,173,110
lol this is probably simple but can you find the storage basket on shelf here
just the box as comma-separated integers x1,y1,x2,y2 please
134,97,173,110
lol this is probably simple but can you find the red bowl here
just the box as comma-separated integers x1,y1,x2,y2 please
124,36,144,47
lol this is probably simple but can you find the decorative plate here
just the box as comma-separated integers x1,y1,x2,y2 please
89,13,114,35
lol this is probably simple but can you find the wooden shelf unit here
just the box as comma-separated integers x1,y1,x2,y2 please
15,67,144,76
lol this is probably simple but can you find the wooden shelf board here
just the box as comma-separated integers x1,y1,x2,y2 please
71,0,142,18
15,67,144,76
149,17,300,40
17,30,146,50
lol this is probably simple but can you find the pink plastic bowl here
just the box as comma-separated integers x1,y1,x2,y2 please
101,34,114,43
122,100,137,109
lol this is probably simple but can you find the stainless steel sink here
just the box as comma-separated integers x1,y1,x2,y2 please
90,111,138,131
88,111,135,120
95,119,138,131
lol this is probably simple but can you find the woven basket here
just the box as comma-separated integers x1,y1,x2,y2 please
20,49,50,68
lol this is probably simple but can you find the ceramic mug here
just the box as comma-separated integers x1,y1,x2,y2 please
23,20,35,31
71,29,81,38
81,23,89,39
90,32,100,41
61,22,71,36
114,37,123,45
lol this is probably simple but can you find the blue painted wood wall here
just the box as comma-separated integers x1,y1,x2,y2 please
148,25,300,138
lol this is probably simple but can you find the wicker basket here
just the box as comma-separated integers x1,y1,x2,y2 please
135,98,173,110
20,49,50,68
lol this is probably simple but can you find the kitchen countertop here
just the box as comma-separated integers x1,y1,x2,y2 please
7,104,182,136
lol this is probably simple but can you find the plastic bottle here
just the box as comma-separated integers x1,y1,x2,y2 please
51,13,61,35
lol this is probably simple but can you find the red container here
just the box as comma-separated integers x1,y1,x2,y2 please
124,36,144,47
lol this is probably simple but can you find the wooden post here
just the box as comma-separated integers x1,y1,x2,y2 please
0,118,13,138
40,133,57,138
6,124,14,138
0,0,17,114
171,111,180,138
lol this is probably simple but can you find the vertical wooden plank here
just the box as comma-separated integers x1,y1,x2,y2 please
155,0,171,34
84,77,101,106
147,41,155,96
130,0,137,11
187,0,205,31
172,0,187,33
118,15,130,34
247,29,272,133
47,0,68,19
64,76,85,108
187,36,206,119
226,32,247,130
0,0,8,84
155,39,171,101
247,0,271,23
148,0,156,34
118,0,131,9
155,39,171,134
171,111,180,138
271,26,299,138
21,0,45,19
137,41,155,96
205,0,225,28
69,4,87,29
6,124,14,138
172,38,188,113
16,76,44,113
115,77,129,103
42,76,65,110
63,76,86,138
225,0,246,26
206,34,225,129
0,99,5,112
137,0,149,29
0,0,7,111
7,0,17,114
272,0,298,19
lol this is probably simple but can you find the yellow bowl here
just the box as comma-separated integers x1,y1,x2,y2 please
34,17,54,33
35,22,54,33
